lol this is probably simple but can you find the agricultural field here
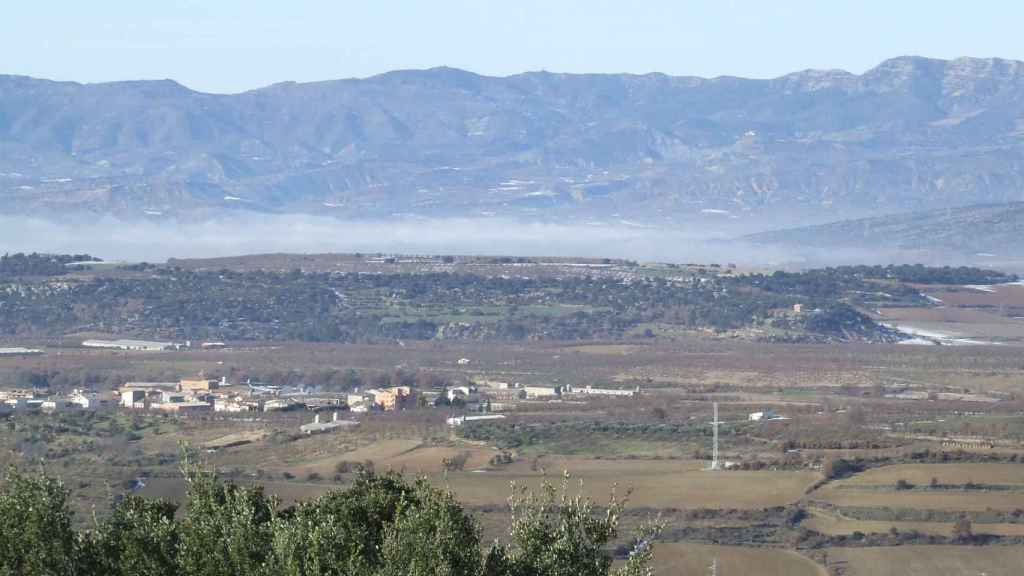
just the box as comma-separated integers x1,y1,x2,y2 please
835,463,1024,486
442,458,819,509
814,483,1024,512
647,543,825,576
4,279,1024,573
826,545,1024,576
803,510,1024,537
877,282,1024,345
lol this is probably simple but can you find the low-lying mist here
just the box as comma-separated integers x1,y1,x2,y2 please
0,213,991,269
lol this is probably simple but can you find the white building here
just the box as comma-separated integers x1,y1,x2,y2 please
571,385,639,398
523,386,561,399
121,390,147,409
69,390,113,410
474,379,516,389
7,398,43,412
83,339,175,352
749,409,777,421
300,412,359,434
447,386,480,404
214,398,257,413
0,347,44,356
446,414,506,427
41,399,76,412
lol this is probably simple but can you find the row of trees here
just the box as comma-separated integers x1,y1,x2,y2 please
0,464,661,576
0,252,98,277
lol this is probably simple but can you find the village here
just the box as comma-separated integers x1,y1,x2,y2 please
0,368,645,434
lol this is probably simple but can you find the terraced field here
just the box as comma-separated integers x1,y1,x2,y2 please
649,543,825,576
828,545,1024,576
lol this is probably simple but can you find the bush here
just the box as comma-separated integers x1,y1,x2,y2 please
895,479,915,491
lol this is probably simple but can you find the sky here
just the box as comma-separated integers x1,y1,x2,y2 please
1,1,1021,94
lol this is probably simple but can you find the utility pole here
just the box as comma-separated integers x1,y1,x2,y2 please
708,402,721,471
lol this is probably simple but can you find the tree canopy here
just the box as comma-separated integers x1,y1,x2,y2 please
0,465,661,576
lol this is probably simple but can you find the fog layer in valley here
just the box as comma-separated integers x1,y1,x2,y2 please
0,214,992,268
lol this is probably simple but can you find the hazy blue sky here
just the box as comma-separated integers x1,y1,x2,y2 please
1,1,1020,93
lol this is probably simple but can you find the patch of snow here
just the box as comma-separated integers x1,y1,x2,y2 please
965,284,996,293
884,323,994,346
897,337,940,346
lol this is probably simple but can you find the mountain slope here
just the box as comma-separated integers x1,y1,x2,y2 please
745,202,1024,256
3,56,1024,221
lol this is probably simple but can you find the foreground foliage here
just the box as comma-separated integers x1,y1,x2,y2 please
0,466,661,576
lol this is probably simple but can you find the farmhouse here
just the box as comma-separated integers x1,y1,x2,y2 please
69,390,114,410
121,390,147,409
366,386,414,411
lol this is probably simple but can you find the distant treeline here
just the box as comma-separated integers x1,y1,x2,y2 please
771,264,1017,286
0,256,1006,344
0,252,99,277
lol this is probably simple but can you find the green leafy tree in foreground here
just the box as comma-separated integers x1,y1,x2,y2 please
0,467,78,576
0,465,662,576
85,495,180,576
487,473,662,576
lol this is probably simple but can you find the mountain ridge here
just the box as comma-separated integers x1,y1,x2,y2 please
3,55,1024,223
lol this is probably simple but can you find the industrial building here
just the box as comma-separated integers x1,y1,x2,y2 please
300,412,359,434
179,378,221,393
569,385,640,398
83,339,175,352
153,401,212,414
482,388,525,402
446,414,506,427
0,347,44,356
523,385,561,399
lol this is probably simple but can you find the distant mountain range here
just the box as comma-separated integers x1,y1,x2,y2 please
3,56,1024,225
